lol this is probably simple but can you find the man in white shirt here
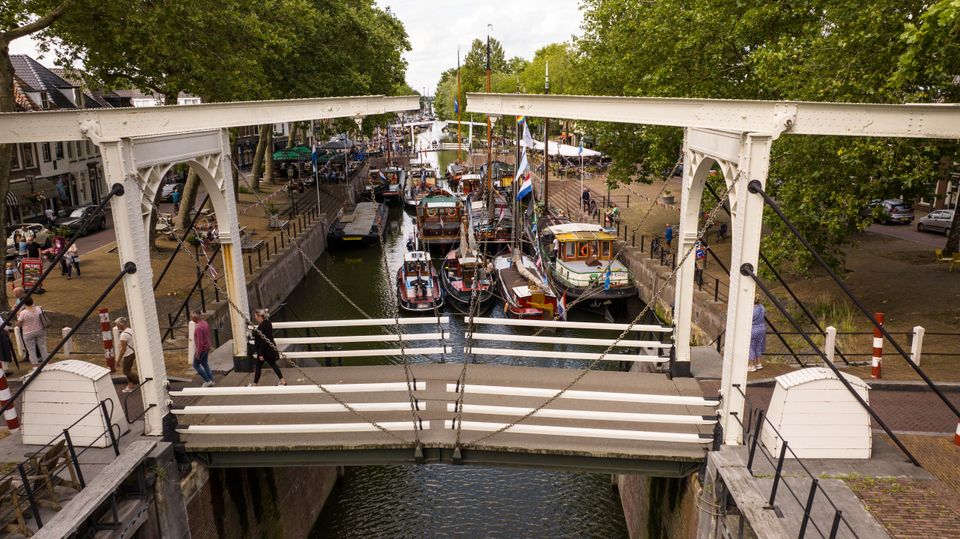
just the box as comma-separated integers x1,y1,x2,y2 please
115,317,139,393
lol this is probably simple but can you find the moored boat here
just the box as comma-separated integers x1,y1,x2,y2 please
404,165,441,210
327,201,389,247
493,250,557,319
440,248,495,313
540,223,636,306
396,251,444,312
381,165,406,204
417,194,462,249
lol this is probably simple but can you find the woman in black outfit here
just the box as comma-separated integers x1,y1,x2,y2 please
248,308,287,386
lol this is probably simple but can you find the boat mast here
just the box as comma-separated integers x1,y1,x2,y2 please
457,47,462,164
485,27,494,224
514,74,521,250
386,122,392,166
542,61,550,216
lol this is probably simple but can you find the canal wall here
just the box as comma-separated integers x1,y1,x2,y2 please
184,463,339,538
618,474,701,539
621,243,727,346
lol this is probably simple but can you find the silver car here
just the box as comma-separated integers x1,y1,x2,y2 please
917,209,954,236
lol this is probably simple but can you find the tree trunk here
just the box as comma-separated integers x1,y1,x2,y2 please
945,203,960,255
176,168,200,230
264,129,275,184
250,125,269,193
0,46,16,307
287,122,296,148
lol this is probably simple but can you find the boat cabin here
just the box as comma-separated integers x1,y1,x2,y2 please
402,251,432,276
460,173,483,197
417,196,462,244
555,229,616,262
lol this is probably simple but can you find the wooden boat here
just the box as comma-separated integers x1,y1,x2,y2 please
327,202,388,247
365,168,389,201
471,191,513,254
381,165,406,204
440,248,495,313
416,194,462,249
396,251,444,312
493,250,557,319
404,165,441,210
459,173,484,200
540,223,637,306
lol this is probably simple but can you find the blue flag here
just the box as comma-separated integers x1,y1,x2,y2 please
604,268,611,290
454,98,459,114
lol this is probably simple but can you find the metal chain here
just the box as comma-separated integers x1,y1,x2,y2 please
131,179,411,442
452,246,485,451
376,217,424,446
460,167,741,448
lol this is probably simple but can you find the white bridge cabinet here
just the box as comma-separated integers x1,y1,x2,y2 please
21,360,129,447
760,368,871,459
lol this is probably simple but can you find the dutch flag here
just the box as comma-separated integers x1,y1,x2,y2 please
515,150,533,200
558,292,567,321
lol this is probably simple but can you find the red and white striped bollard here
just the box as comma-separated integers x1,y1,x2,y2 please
0,369,19,431
99,307,116,372
871,312,884,379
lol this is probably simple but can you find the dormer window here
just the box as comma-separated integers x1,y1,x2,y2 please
40,92,51,109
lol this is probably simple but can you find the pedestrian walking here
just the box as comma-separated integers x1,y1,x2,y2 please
114,317,139,392
748,299,766,372
16,298,48,366
191,312,215,387
44,207,55,226
581,188,591,212
25,238,40,259
53,236,70,278
247,308,286,386
664,223,674,249
717,222,728,242
66,243,80,277
171,188,182,214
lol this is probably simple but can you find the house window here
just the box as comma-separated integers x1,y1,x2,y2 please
42,143,51,162
9,146,21,170
40,92,51,109
21,144,35,169
87,141,95,155
55,142,64,159
67,141,74,159
77,141,85,158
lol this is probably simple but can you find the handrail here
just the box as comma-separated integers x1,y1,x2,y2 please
733,384,860,539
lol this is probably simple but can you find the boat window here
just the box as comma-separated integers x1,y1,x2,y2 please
601,241,612,258
578,241,598,258
564,242,576,259
445,208,458,217
426,208,437,217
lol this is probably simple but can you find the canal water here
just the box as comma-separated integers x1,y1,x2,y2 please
278,150,633,537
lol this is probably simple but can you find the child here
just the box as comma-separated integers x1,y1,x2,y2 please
5,263,15,285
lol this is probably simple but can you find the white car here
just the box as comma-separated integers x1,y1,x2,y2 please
917,209,954,236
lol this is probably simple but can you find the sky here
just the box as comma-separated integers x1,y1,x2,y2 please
9,1,585,96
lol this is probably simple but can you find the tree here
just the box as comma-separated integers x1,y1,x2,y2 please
577,0,951,271
1,0,78,305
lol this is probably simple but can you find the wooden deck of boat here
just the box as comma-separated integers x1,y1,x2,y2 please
176,364,714,475
341,202,380,236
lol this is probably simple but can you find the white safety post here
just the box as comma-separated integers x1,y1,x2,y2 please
718,134,774,445
13,327,24,358
910,325,924,366
101,139,169,435
824,326,837,365
187,320,196,367
61,327,73,357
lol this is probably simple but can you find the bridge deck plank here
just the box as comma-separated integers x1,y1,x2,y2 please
177,364,713,467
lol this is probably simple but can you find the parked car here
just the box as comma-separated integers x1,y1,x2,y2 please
917,209,954,236
864,199,914,224
53,205,108,235
161,182,183,202
6,223,51,258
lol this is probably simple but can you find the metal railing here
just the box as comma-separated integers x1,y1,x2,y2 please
0,398,121,532
733,385,859,538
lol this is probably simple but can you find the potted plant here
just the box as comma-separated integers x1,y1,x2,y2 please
661,190,675,205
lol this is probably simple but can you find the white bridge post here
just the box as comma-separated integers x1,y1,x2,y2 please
101,139,169,435
718,133,773,445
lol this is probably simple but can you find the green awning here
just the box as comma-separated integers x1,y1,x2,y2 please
272,146,313,162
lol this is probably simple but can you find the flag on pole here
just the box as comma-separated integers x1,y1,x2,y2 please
516,172,533,201
311,143,319,172
516,115,525,125
454,98,459,114
558,292,567,321
522,121,534,149
578,141,584,156
604,268,611,291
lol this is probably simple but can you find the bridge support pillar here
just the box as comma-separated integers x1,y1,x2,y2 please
719,133,773,445
101,139,170,435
